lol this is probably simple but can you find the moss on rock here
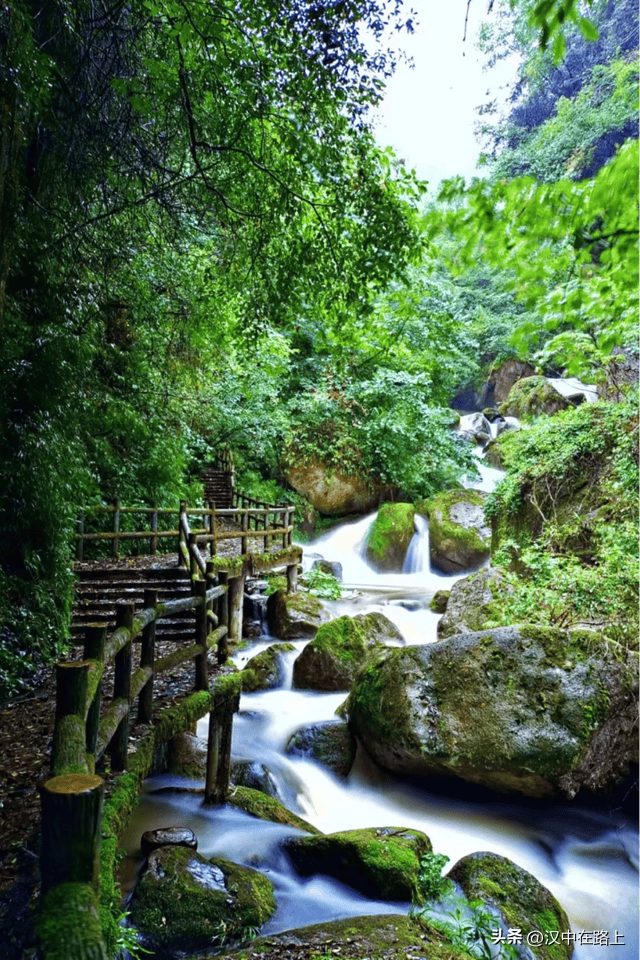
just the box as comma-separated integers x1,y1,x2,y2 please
129,846,275,955
365,503,416,572
449,852,573,960
286,719,356,778
499,376,570,422
284,826,432,901
242,643,296,692
226,785,321,834
425,489,490,574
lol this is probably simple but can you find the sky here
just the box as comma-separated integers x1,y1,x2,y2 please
372,1,521,188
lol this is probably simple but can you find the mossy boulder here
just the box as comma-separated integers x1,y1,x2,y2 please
425,489,491,573
165,732,208,779
429,590,450,614
286,719,356,778
499,376,570,422
199,914,470,960
292,613,402,691
437,567,511,638
448,852,573,960
266,588,330,640
283,454,386,515
283,826,432,901
344,625,638,798
241,642,296,692
129,845,275,957
364,502,416,572
226,785,321,835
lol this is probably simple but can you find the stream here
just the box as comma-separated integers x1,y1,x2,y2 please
121,501,639,960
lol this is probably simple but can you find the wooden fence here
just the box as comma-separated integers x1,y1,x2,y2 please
75,499,295,561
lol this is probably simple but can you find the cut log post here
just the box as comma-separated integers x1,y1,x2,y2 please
76,513,85,561
241,509,248,555
204,712,220,804
111,603,133,772
137,590,156,724
40,773,104,896
52,661,91,775
228,574,244,644
281,508,287,549
216,571,229,663
194,579,208,692
286,562,298,595
112,499,120,558
84,625,106,756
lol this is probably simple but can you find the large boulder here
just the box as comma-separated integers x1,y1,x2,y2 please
457,412,492,446
437,567,511,638
283,826,431,901
425,489,491,574
344,625,639,798
165,732,207,779
129,846,275,957
484,359,537,405
286,719,356,778
230,760,282,799
500,376,571,421
266,588,330,639
448,852,573,960
364,503,416,572
283,455,386,515
241,642,296,692
292,613,403,691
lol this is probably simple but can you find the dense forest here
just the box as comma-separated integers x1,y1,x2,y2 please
0,0,638,702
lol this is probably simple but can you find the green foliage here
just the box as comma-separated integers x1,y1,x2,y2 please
300,568,343,601
416,852,453,902
415,894,518,960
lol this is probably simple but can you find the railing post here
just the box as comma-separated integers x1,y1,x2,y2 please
241,509,248,555
188,532,198,579
111,602,133,772
84,624,106,756
150,503,158,555
40,773,104,896
194,579,208,692
138,590,157,724
288,506,294,546
52,662,92,775
228,574,244,644
263,507,269,553
216,571,229,664
178,500,187,567
211,503,218,556
207,500,214,557
76,512,85,561
112,499,120,558
287,563,298,595
281,507,287,549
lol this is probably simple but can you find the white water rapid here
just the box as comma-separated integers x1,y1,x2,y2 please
121,506,639,960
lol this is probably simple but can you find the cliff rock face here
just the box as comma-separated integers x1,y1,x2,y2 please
345,625,638,798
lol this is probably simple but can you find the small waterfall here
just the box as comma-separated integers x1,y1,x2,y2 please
403,515,430,574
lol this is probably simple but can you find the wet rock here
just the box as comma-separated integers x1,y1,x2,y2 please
364,503,416,573
344,625,639,798
242,642,296,692
448,852,573,960
283,826,431,901
129,845,275,957
424,489,490,574
429,590,450,614
311,559,343,581
292,613,402,692
286,720,356,778
165,732,207,779
140,827,198,860
458,412,492,445
266,589,330,640
500,376,571,421
485,359,537,405
437,567,510,638
226,785,321,835
230,760,282,799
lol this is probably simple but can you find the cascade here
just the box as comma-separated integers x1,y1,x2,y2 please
122,511,639,960
403,514,430,574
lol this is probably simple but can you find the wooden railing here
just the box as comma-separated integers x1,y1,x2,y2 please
75,499,295,561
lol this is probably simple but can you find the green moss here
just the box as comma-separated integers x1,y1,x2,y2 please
38,883,107,960
227,785,321,834
242,643,296,692
365,503,415,571
426,490,489,557
314,616,366,665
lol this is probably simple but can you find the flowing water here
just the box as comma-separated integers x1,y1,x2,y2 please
122,499,639,959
